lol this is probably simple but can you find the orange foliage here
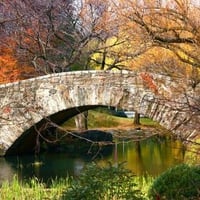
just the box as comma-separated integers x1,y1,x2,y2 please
0,45,21,84
140,72,158,94
0,41,35,84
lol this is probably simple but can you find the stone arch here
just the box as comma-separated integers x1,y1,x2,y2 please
0,70,199,156
5,97,154,156
2,74,154,156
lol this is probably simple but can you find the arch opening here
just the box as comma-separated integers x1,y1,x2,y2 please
5,105,118,156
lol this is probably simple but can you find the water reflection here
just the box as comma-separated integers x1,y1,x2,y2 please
5,154,89,182
112,136,186,176
0,136,189,184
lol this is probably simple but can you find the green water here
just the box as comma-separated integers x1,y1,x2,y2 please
0,135,192,184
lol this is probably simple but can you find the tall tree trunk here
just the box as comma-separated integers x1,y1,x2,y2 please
134,111,141,125
75,111,88,131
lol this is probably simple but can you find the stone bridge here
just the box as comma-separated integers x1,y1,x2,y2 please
0,70,199,156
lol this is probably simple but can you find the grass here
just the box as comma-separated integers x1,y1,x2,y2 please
0,176,70,200
134,175,155,200
139,117,158,126
0,173,154,200
62,109,159,130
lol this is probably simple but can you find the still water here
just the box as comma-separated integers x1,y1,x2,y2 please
0,135,189,184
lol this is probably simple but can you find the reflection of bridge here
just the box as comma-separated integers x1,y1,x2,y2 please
0,70,199,156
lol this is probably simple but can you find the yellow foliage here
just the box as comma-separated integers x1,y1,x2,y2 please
90,37,130,70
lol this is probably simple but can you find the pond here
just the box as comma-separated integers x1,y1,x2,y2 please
0,134,195,185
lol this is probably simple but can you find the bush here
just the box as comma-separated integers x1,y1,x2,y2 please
148,164,200,200
62,162,143,200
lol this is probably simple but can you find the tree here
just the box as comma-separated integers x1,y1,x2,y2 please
1,0,124,73
0,42,20,83
0,38,34,83
115,0,200,72
0,0,98,75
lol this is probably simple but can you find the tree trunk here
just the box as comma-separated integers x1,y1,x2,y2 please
134,111,141,125
74,111,88,131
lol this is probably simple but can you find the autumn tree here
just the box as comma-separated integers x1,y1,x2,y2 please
0,0,96,75
0,2,35,83
116,0,200,77
3,0,75,74
0,44,20,83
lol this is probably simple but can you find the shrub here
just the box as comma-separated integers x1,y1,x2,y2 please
148,164,200,200
62,162,143,200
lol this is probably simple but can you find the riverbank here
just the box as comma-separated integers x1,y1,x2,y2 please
63,108,200,143
62,109,171,142
0,169,153,200
1,163,199,200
